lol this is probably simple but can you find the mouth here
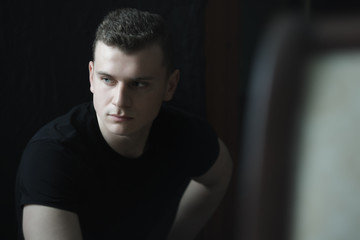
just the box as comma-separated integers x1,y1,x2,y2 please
108,114,134,122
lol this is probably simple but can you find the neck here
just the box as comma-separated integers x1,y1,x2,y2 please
103,130,150,159
113,137,148,158
97,121,152,159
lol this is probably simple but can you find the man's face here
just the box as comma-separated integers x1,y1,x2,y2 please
89,41,178,140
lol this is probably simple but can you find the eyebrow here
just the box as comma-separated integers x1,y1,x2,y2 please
131,76,155,81
96,71,154,81
96,71,113,78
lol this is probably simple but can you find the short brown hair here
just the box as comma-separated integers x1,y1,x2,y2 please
93,8,174,72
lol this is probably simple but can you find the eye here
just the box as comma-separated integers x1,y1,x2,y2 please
131,81,148,88
102,78,116,86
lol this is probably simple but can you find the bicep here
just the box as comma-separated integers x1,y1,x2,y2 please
23,205,82,240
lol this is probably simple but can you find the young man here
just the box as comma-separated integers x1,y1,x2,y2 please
16,8,232,240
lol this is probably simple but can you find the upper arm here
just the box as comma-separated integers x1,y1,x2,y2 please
23,204,83,240
166,139,233,240
193,138,233,189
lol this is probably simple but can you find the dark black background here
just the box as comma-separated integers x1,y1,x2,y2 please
0,1,207,238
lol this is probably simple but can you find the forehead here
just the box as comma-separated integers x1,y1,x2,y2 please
94,42,164,63
94,41,165,72
93,42,167,76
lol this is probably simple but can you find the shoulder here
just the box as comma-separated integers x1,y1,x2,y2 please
16,102,98,218
23,102,98,160
153,104,220,176
156,104,215,136
16,103,94,214
154,105,218,146
18,102,96,197
19,101,97,173
30,102,94,143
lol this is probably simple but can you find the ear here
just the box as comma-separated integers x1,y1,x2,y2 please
89,61,95,93
163,69,180,101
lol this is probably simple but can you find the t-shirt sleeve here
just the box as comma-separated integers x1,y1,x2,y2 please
187,119,220,177
17,140,80,213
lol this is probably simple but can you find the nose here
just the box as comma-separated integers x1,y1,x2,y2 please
112,82,132,108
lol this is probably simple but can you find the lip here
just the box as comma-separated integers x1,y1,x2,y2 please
108,114,134,122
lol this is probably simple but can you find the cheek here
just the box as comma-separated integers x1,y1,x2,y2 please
93,89,110,108
142,93,164,114
143,91,164,105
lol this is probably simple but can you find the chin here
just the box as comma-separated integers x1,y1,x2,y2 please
107,127,129,136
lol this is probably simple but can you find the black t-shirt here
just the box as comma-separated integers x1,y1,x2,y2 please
16,102,219,239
